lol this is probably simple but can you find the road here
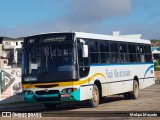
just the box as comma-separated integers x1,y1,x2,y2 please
0,82,160,119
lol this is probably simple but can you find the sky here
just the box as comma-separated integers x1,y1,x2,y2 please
0,0,160,39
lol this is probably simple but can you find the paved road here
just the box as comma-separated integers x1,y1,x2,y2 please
0,83,160,119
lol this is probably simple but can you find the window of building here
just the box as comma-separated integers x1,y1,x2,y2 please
5,41,10,45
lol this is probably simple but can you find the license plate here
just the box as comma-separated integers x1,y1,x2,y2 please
61,94,70,98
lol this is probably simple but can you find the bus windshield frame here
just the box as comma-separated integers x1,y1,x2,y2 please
22,33,79,83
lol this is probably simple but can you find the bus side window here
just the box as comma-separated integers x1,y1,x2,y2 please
89,40,100,64
144,45,152,62
99,41,110,64
128,44,137,62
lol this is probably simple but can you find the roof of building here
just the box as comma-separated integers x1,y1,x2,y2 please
1,37,23,41
152,47,159,51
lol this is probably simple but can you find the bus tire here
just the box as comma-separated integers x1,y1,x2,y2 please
88,85,99,107
129,80,139,99
44,103,57,109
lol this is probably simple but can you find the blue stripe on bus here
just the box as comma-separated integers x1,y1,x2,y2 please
144,65,154,78
90,62,153,66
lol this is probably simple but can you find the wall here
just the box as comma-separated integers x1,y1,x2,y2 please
155,71,160,80
0,68,23,104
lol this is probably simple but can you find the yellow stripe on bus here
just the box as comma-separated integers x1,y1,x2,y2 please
22,72,106,89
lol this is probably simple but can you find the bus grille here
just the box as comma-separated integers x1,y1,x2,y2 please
36,97,60,102
35,90,59,95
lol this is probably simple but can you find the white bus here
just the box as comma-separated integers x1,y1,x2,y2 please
22,32,155,108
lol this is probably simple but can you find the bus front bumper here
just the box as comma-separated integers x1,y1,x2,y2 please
23,89,80,103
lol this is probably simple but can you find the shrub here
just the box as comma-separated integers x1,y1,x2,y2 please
156,65,160,71
154,61,158,71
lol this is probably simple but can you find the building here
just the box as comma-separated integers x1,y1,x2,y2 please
0,37,23,68
113,31,142,39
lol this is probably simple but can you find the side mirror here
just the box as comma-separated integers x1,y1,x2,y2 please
82,45,88,58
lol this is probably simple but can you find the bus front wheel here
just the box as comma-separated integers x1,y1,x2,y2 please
88,85,99,107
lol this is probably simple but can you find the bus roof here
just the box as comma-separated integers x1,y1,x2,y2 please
25,32,151,44
75,32,150,44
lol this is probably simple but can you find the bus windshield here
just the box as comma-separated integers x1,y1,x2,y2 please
23,43,74,74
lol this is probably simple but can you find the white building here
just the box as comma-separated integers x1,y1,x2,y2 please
0,37,23,68
113,31,142,39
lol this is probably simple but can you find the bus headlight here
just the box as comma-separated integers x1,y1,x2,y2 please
23,90,34,94
68,88,73,93
62,88,77,93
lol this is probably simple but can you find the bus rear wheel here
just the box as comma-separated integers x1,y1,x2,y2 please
125,80,139,99
88,85,99,107
44,103,57,109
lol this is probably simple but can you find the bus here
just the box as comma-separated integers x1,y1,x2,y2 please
22,32,155,108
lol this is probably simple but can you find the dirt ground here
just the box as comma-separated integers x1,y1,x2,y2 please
0,82,160,119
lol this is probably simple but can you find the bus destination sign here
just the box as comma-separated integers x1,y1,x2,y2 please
43,36,66,42
25,33,74,44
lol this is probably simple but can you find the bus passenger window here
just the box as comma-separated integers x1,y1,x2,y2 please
91,53,99,63
101,53,106,63
110,53,116,63
141,55,145,62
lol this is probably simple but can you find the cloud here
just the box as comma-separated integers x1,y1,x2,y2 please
66,0,131,24
1,0,159,39
1,0,132,38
